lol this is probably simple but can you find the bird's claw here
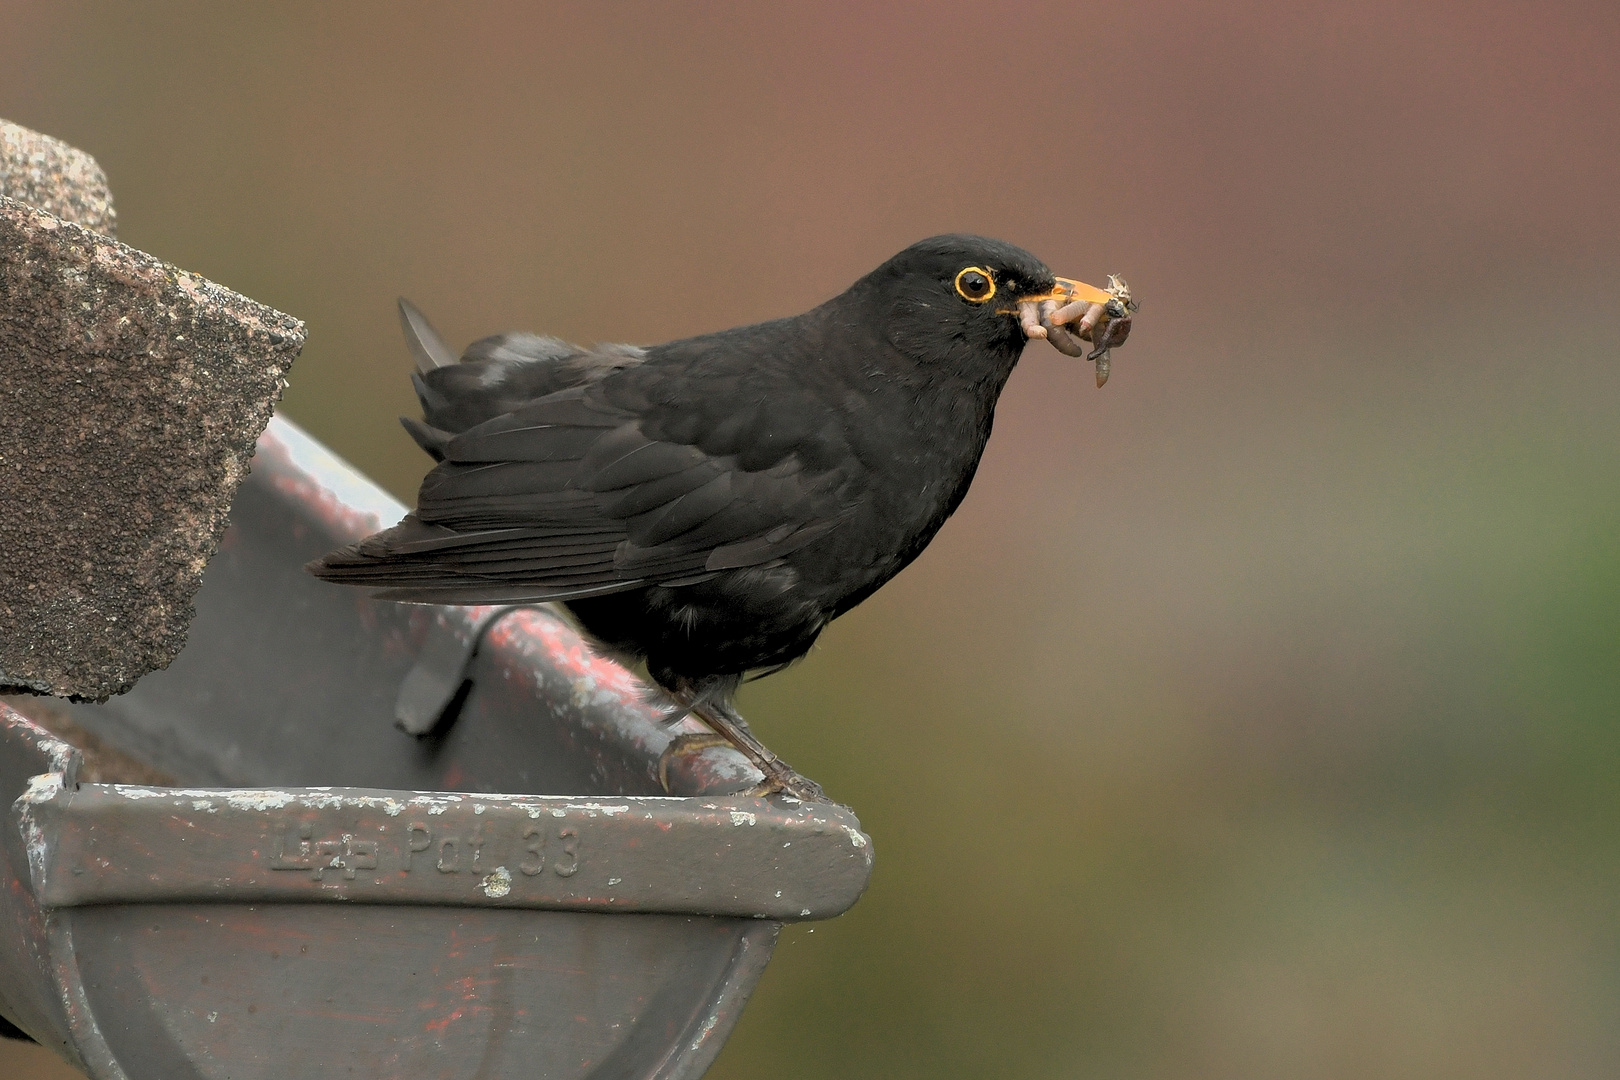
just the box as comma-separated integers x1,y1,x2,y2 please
749,766,827,803
657,732,732,793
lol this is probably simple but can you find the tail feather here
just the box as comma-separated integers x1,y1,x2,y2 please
303,513,656,607
398,297,458,374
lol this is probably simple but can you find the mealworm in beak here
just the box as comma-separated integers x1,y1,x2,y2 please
1018,299,1047,339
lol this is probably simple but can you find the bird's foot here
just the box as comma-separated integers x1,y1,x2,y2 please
747,762,827,803
657,732,733,793
668,691,830,802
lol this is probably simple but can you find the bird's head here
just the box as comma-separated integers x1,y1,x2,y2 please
860,235,1129,383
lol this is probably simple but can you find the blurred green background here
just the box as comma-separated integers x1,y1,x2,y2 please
3,2,1618,1077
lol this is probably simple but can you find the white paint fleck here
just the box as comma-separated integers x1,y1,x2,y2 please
21,773,62,804
566,802,629,816
775,890,782,898
474,804,486,815
223,790,297,811
550,808,566,818
15,785,56,883
207,1011,218,1023
729,811,757,827
427,805,447,816
843,826,869,849
800,908,812,917
688,1012,720,1051
190,800,214,812
480,866,513,898
607,877,622,886
40,739,78,779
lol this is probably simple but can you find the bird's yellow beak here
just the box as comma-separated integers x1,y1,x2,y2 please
997,277,1116,315
1013,276,1117,308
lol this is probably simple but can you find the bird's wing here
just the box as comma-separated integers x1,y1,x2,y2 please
411,335,646,436
308,373,856,604
392,299,649,437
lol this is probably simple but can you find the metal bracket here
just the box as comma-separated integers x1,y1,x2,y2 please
394,606,533,736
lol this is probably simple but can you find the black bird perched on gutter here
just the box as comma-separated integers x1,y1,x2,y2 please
309,235,1135,799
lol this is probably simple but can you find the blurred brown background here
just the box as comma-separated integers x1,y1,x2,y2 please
3,2,1618,1077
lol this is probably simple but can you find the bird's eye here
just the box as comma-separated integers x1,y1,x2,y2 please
954,267,995,303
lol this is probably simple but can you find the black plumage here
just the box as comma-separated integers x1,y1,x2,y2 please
310,235,1122,797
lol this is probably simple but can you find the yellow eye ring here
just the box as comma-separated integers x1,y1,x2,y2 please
954,266,996,303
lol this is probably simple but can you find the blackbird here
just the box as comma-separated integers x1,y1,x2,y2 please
309,235,1132,798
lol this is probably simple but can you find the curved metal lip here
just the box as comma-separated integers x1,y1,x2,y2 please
17,773,873,921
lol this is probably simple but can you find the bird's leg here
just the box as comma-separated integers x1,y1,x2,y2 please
692,696,827,802
654,680,826,800
649,696,735,791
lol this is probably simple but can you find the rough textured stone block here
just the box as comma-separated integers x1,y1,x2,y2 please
0,195,305,699
0,121,116,237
